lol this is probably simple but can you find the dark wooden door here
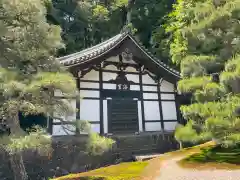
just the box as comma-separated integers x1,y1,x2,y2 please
108,99,139,133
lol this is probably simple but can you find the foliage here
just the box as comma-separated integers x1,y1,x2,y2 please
0,0,76,179
47,0,176,67
53,162,148,180
175,123,199,144
0,0,76,138
168,0,240,147
77,120,115,156
86,133,115,156
182,144,240,165
0,125,51,155
0,0,76,116
47,0,125,55
131,0,174,47
0,1,115,179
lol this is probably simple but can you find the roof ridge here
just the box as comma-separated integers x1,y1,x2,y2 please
58,32,127,62
58,31,180,78
127,34,180,76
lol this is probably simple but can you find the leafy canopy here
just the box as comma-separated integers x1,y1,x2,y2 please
0,0,115,155
167,0,240,147
0,0,76,125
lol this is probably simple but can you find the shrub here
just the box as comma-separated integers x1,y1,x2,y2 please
183,144,240,164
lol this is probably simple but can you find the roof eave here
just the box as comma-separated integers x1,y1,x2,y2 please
58,32,181,79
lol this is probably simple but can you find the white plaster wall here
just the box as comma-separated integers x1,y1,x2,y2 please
80,99,100,122
104,64,118,71
81,69,99,81
75,59,178,134
161,94,175,100
164,122,178,131
145,122,161,131
80,90,100,98
123,59,136,64
160,80,174,92
130,85,140,91
103,83,116,89
126,74,139,83
105,56,119,63
78,124,100,134
52,124,76,136
103,62,138,73
125,66,138,72
143,93,158,100
80,82,99,89
103,72,117,81
144,101,160,120
106,55,137,64
143,86,157,92
104,57,138,72
142,74,156,84
91,124,100,133
103,100,108,134
138,101,143,132
162,101,177,120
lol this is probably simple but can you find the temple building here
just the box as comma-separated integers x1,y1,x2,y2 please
52,31,184,136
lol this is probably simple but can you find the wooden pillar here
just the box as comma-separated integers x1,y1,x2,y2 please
157,78,164,130
174,83,181,124
99,65,104,134
76,76,81,134
47,116,53,135
139,66,145,131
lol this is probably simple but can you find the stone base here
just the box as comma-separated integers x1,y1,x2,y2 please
0,132,178,180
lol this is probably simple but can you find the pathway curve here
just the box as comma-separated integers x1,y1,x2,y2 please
155,156,240,180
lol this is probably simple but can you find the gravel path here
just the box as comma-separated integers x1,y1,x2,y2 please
155,156,240,180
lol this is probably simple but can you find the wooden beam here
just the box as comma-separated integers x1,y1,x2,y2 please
139,66,145,131
158,79,164,130
48,116,53,134
99,65,104,134
174,83,181,124
76,77,81,134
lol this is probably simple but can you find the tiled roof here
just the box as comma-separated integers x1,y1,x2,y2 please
58,32,180,78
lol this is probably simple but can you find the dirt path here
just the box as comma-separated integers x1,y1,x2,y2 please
155,156,240,180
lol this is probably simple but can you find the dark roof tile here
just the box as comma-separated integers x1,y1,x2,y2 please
58,32,180,78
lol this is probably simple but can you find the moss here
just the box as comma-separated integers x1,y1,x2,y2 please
182,144,240,165
54,162,148,180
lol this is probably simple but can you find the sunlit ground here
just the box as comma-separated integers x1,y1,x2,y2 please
54,142,240,180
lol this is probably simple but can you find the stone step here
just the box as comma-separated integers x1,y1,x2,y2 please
134,153,162,161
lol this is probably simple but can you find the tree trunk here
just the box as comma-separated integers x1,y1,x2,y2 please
179,141,183,150
9,152,28,180
8,113,28,180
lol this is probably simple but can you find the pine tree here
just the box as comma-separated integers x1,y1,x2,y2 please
0,1,115,179
167,0,240,147
0,0,76,179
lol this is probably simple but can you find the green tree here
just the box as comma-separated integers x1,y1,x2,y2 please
47,0,176,62
167,0,240,147
0,0,76,179
132,0,174,48
48,0,125,55
175,122,198,149
0,0,114,179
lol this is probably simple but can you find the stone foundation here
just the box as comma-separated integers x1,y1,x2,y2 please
0,132,178,180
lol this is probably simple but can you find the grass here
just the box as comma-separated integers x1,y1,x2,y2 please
178,143,240,169
53,161,148,180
